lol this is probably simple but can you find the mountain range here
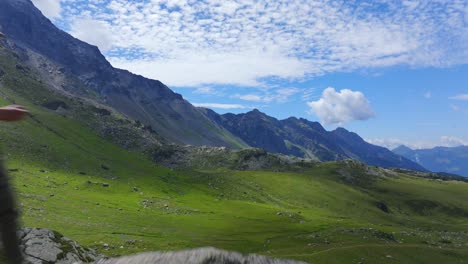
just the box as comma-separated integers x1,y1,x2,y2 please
0,0,424,171
393,145,468,177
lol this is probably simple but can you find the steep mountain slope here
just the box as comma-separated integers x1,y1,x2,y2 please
0,0,246,148
393,145,468,177
202,108,425,171
0,0,426,173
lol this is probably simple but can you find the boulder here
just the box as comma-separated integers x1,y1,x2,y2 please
5,228,103,264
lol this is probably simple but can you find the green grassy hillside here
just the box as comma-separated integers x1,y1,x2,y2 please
1,45,468,264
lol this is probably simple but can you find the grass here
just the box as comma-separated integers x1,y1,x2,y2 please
1,46,468,263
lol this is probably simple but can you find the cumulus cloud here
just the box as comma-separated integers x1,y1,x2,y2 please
32,0,61,19
192,103,252,109
58,0,467,87
70,19,114,52
449,94,468,100
307,87,374,125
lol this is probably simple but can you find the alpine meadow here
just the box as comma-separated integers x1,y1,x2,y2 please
0,0,467,263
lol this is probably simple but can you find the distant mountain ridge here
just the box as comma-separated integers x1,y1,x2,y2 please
393,145,468,177
0,0,425,172
201,108,426,171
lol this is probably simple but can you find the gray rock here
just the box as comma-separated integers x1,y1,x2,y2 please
96,247,306,264
14,228,103,264
5,229,306,264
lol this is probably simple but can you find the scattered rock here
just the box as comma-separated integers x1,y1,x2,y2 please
102,183,109,187
101,165,110,170
376,201,390,213
125,240,137,245
39,170,46,173
133,187,139,192
276,212,283,216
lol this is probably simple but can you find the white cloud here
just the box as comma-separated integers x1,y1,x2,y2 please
192,103,252,109
237,94,263,102
424,91,432,99
366,138,411,150
193,87,217,95
69,19,114,52
109,49,308,87
449,94,468,100
302,88,318,101
440,136,468,147
307,87,374,125
32,0,61,19
233,88,301,103
58,0,467,87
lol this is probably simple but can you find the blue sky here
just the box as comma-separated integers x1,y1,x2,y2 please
32,0,467,149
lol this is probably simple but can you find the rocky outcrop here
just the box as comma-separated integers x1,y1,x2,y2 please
97,247,307,264
15,228,102,264
2,229,305,264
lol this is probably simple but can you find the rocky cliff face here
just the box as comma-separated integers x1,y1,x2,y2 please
203,108,426,171
0,0,245,148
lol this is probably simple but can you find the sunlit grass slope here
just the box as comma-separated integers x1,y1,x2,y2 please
1,48,468,264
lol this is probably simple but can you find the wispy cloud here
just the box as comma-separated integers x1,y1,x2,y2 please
192,103,252,109
302,88,318,101
236,94,263,102
48,0,467,87
233,88,301,103
307,87,375,125
193,87,219,95
424,91,432,99
449,94,468,100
